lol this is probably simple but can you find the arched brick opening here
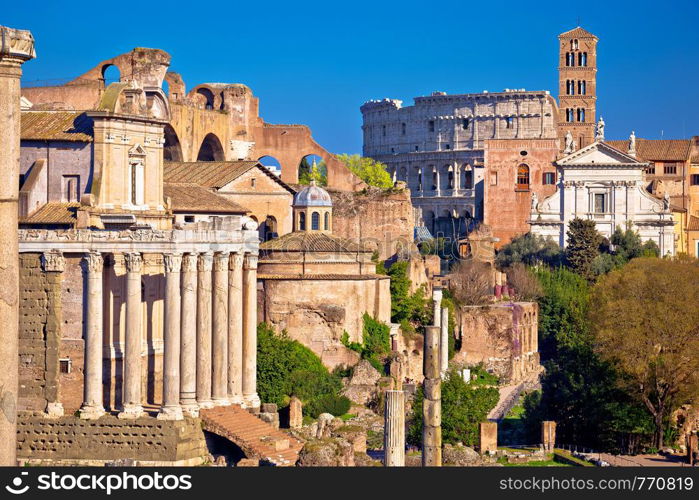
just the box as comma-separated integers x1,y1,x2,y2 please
163,124,183,162
197,133,225,162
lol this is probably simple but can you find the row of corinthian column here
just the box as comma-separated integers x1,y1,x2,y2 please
80,250,259,420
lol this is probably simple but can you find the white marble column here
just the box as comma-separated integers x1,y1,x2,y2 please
180,253,199,416
159,253,183,420
196,251,214,409
80,251,105,419
227,253,244,405
212,252,230,406
432,288,442,328
440,307,449,377
242,253,260,409
119,252,144,419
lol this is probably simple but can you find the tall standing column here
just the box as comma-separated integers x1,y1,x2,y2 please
0,25,35,465
440,307,449,377
422,325,442,466
180,253,199,416
196,252,214,409
242,253,260,409
432,288,442,327
227,253,244,405
119,252,144,419
80,251,105,420
159,253,183,420
384,390,405,466
212,252,230,405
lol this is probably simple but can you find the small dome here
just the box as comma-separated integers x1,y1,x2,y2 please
293,180,332,207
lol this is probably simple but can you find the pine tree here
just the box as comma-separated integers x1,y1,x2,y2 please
565,218,602,281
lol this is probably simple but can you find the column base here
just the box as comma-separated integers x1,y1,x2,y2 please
197,400,214,410
157,406,184,421
45,402,65,418
212,398,231,407
228,394,244,406
243,393,261,410
117,404,145,419
79,404,105,420
181,402,200,418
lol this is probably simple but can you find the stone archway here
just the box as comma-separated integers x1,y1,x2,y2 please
163,124,183,162
197,133,225,161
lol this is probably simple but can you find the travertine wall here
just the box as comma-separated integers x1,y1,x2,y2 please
454,302,540,385
17,414,208,465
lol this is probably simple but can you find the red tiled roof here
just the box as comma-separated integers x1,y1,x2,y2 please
21,111,93,142
607,139,691,162
19,202,79,225
260,231,370,253
163,183,249,214
164,161,295,193
558,26,597,39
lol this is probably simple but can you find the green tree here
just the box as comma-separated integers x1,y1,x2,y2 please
565,218,602,281
341,313,391,371
257,323,344,414
588,257,699,449
408,370,499,446
495,232,564,268
298,157,328,186
336,153,393,189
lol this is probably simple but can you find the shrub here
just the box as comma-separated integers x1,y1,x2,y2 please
408,369,499,446
448,259,492,306
342,314,391,372
256,323,342,409
305,394,352,418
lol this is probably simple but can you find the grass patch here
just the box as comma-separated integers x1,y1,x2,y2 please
502,459,572,467
339,413,356,421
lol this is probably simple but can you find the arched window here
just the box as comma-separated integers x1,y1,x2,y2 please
577,108,585,122
566,108,574,123
571,39,579,50
447,165,454,189
579,52,587,66
566,80,574,95
517,164,530,189
462,165,473,189
324,212,329,230
578,80,586,95
311,212,320,230
299,212,306,231
417,169,422,191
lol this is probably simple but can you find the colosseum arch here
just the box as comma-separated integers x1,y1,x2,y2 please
197,133,225,161
163,124,183,162
101,64,121,86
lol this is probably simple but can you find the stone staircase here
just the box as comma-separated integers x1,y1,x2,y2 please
200,405,304,466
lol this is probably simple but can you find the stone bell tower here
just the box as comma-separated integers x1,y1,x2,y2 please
557,27,598,151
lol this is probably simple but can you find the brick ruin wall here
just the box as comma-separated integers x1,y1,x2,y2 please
331,187,416,261
17,415,208,465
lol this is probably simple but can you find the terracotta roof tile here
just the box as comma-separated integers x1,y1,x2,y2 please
163,183,249,214
260,231,370,253
19,202,80,225
607,139,691,162
558,26,597,39
164,161,295,193
21,111,93,142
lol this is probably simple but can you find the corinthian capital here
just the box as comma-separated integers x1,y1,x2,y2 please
82,252,103,274
182,253,198,272
243,253,258,271
198,252,214,272
229,253,244,271
0,26,36,62
214,252,230,271
124,253,143,273
164,253,182,273
42,250,65,273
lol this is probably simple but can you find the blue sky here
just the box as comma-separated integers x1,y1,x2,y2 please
5,0,698,154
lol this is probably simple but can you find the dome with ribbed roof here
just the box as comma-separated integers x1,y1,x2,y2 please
293,180,332,207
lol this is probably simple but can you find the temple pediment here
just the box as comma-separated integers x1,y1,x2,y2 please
556,141,645,167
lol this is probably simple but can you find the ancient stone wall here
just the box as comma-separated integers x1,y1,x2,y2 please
259,277,390,369
453,302,540,385
17,414,208,465
331,187,415,260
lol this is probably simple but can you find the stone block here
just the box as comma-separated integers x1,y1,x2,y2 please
237,458,259,467
289,396,303,429
260,403,277,414
479,422,498,454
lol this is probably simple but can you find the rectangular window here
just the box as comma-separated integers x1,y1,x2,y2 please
594,193,606,213
691,174,699,186
490,172,498,186
59,358,72,374
646,163,656,175
428,120,435,133
382,125,386,137
543,172,556,185
184,215,195,223
462,118,470,130
505,117,513,129
664,163,677,175
62,175,80,202
401,123,406,135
